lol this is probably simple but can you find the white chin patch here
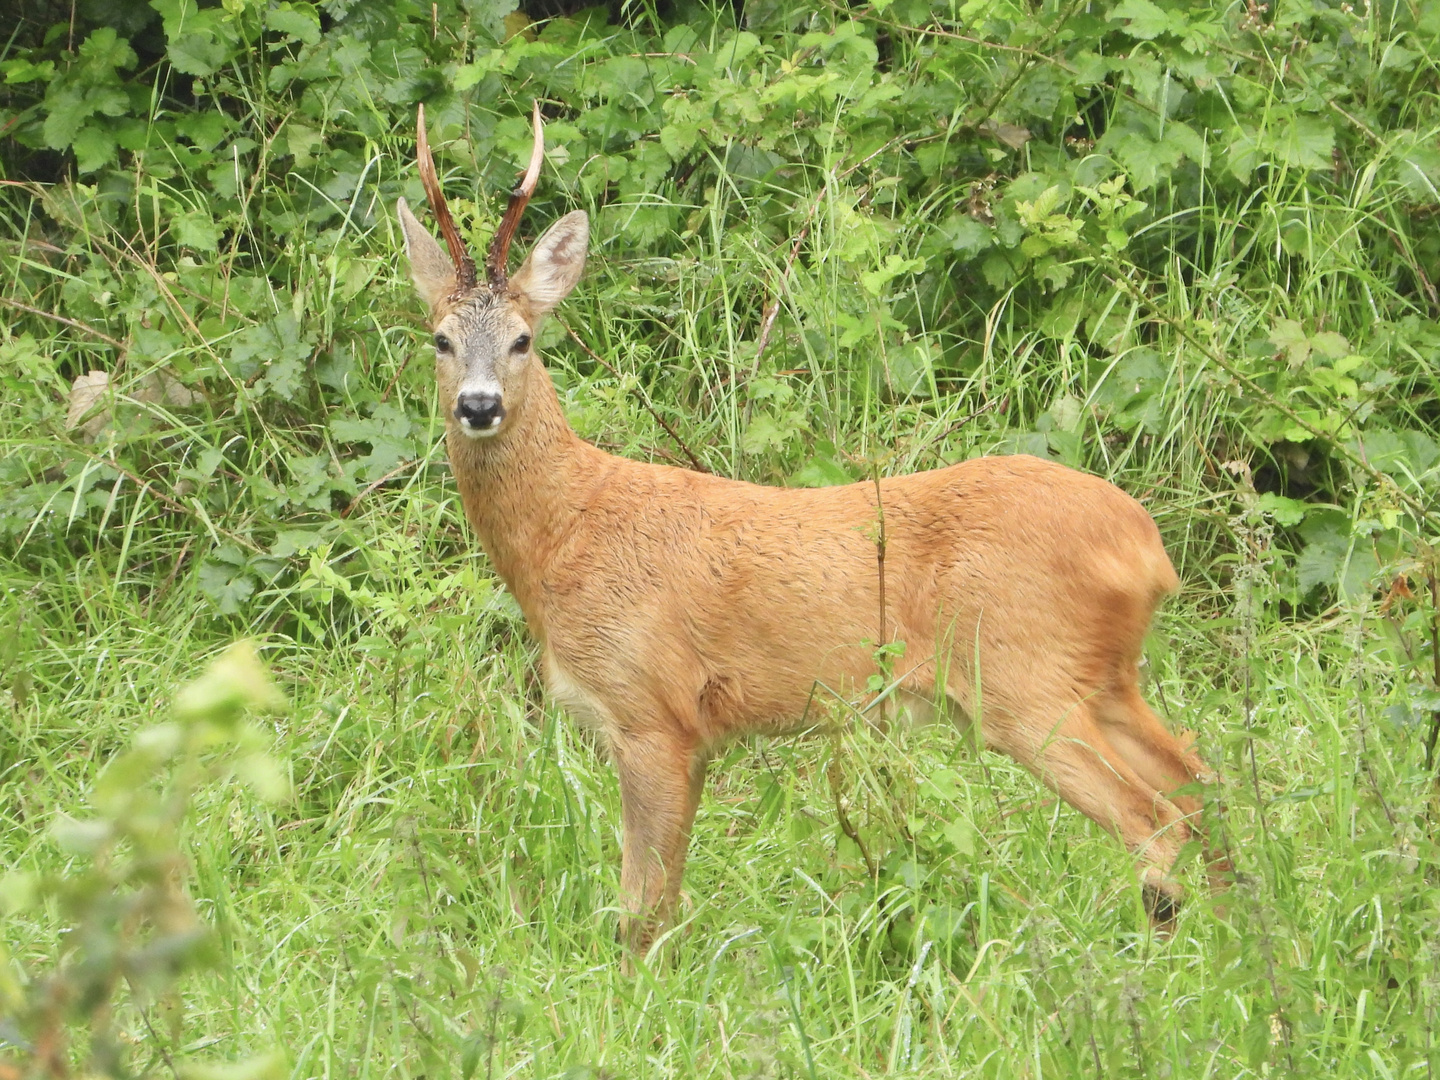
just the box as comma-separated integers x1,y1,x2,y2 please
458,419,503,439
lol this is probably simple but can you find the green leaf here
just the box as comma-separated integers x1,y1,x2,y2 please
227,312,314,394
860,254,926,296
1109,0,1175,40
740,412,788,455
181,1049,289,1080
330,402,417,482
1255,492,1308,527
716,30,762,71
42,86,89,149
461,1033,485,1080
151,0,234,77
1013,65,1065,118
1113,131,1181,191
173,640,286,723
660,90,713,161
981,253,1015,289
889,342,935,398
1309,331,1349,361
937,215,992,257
941,820,974,857
1380,43,1418,71
198,557,257,615
453,51,500,92
78,26,138,71
234,751,290,802
1400,430,1440,477
1163,121,1206,165
176,109,232,151
1269,318,1309,365
2,58,56,84
791,453,853,487
303,455,351,509
659,117,701,161
283,122,323,166
1270,115,1334,171
1295,511,1379,600
71,125,118,172
1045,393,1083,433
1398,142,1440,199
1353,427,1438,483
167,32,230,77
174,208,220,251
268,3,320,45
0,871,38,915
1242,1008,1271,1069
52,816,112,854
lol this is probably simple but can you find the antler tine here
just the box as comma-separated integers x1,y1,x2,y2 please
485,99,545,289
416,103,477,292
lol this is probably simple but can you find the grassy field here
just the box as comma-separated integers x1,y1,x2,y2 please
8,572,1439,1078
4,0,1440,1076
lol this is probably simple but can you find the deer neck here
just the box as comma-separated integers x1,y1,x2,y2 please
445,359,598,627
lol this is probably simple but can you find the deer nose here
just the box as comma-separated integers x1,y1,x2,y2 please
454,391,506,433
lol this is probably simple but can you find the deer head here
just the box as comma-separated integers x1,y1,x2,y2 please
396,102,588,440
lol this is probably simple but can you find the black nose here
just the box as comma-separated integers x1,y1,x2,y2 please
454,391,506,430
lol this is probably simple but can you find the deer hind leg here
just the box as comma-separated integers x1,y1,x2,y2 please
611,725,708,956
983,695,1194,921
1093,683,1234,892
1091,684,1206,814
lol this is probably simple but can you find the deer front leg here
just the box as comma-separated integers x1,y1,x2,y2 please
611,727,707,955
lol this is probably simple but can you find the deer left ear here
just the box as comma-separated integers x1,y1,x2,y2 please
397,198,456,313
509,210,588,318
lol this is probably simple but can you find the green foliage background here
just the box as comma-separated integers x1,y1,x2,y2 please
3,0,1440,1075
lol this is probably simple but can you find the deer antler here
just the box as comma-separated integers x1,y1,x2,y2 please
485,100,545,290
416,103,477,293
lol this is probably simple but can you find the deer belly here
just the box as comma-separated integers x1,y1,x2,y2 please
542,650,613,731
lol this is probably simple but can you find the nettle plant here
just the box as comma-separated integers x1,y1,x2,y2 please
0,643,289,1077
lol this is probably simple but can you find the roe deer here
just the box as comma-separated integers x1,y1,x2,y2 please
396,104,1224,953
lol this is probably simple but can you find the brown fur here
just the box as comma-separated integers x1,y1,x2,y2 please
397,201,1225,953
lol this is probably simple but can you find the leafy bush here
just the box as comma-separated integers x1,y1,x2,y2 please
3,0,1437,580
0,642,287,1077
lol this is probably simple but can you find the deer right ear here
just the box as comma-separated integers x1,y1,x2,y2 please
509,210,589,318
397,198,456,312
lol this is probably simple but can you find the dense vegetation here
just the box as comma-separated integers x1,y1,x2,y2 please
3,0,1439,1074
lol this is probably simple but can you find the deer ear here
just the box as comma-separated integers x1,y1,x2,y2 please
509,210,588,318
397,198,456,312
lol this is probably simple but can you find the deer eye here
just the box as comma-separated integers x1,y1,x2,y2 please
511,333,532,354
433,333,452,352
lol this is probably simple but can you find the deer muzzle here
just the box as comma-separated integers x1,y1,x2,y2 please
454,390,506,437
